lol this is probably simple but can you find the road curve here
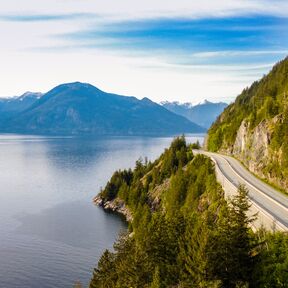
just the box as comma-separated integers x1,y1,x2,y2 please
193,150,288,231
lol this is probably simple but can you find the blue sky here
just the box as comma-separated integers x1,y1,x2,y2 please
67,16,288,64
0,0,288,103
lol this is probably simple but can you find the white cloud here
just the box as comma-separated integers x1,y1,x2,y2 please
1,0,288,20
0,46,271,103
192,50,288,58
0,0,287,103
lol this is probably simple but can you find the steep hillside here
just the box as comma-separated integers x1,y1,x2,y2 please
161,100,227,128
91,137,288,287
0,82,204,135
207,57,288,192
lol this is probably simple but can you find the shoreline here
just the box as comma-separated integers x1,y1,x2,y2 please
93,195,133,222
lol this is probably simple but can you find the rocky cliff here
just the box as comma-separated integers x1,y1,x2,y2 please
207,57,288,193
221,115,287,191
93,195,133,222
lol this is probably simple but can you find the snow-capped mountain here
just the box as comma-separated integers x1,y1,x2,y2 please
0,82,205,135
0,92,43,120
161,100,228,129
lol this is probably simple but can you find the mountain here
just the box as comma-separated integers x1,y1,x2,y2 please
0,82,205,135
161,100,227,128
0,92,42,120
207,57,288,192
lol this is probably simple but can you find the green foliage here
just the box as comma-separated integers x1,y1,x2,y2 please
191,140,201,149
99,136,192,212
207,128,223,152
90,250,117,288
252,231,288,287
100,169,133,201
90,137,288,288
161,135,190,179
206,185,257,287
150,266,161,288
208,58,288,148
207,57,288,187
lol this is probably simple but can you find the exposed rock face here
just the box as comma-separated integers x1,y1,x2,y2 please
93,195,133,222
226,117,288,191
233,120,270,173
148,178,170,211
207,57,288,193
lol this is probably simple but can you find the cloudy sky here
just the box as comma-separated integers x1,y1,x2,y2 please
0,0,288,103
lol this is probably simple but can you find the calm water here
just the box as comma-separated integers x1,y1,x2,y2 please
0,134,204,288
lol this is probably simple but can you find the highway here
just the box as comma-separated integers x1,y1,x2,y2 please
193,150,288,231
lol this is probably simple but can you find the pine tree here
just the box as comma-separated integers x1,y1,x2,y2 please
207,184,257,287
90,250,116,288
150,266,161,288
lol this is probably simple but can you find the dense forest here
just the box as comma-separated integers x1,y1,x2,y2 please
90,137,288,288
207,57,288,191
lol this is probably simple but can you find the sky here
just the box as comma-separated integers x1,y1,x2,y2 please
0,0,288,104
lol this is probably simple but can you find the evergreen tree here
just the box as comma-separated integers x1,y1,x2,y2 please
252,231,288,287
207,185,257,287
150,266,161,288
90,137,287,288
90,250,117,288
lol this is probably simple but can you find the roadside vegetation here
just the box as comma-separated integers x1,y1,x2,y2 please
207,57,288,187
90,137,288,288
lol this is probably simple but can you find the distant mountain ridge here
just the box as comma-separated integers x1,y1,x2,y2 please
0,92,42,120
161,100,227,128
0,82,205,136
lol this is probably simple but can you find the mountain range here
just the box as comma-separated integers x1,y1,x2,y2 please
0,92,42,120
0,82,205,136
161,100,228,129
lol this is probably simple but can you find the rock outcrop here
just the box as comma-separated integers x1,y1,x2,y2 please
93,195,133,222
206,57,288,193
223,116,288,191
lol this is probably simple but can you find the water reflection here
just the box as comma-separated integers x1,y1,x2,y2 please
15,201,127,249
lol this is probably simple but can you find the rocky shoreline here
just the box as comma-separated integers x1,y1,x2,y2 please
93,195,133,222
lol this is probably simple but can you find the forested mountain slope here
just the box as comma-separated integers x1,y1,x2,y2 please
207,57,288,192
91,137,288,287
0,82,204,135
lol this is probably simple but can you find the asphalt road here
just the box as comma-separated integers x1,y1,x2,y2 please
194,150,288,231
